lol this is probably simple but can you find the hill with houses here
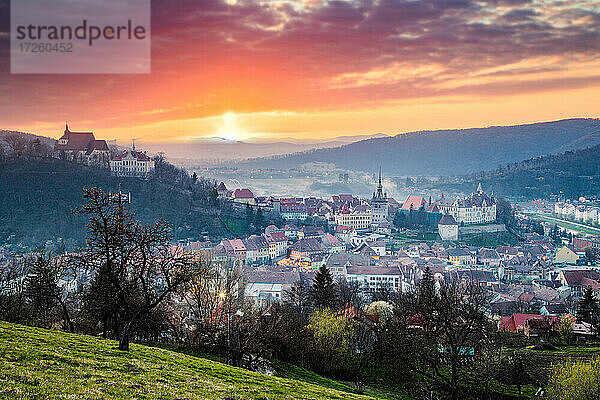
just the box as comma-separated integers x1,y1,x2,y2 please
236,119,600,176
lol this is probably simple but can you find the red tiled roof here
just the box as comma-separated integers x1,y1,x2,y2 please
234,188,254,199
62,132,94,151
402,195,426,210
86,140,109,155
438,214,457,225
111,150,151,161
499,314,559,332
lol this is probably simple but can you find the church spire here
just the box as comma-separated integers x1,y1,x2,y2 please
374,166,385,200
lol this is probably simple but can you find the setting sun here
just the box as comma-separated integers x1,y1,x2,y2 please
219,112,243,141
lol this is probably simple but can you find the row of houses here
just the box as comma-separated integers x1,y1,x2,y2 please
554,202,600,225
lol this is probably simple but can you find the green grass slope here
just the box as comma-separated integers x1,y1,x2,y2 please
0,322,375,400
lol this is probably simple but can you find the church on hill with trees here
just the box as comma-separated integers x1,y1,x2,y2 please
53,123,110,166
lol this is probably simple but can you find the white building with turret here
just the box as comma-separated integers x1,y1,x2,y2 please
437,184,496,225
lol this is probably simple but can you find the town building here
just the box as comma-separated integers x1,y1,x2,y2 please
232,189,255,205
334,206,373,230
345,266,402,293
370,169,389,225
245,270,300,307
437,184,496,224
110,143,154,179
554,246,580,264
447,247,473,266
53,123,110,165
438,214,459,241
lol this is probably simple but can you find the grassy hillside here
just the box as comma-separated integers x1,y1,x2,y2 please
0,321,375,400
237,119,600,175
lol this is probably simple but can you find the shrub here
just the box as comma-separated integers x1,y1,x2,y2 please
545,357,600,400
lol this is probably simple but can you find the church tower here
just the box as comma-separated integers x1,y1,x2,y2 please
371,167,389,225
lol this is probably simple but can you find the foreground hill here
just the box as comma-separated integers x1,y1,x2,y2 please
432,144,600,199
237,119,600,176
0,158,228,250
0,321,373,399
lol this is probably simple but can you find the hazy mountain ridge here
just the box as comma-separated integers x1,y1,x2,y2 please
435,143,600,199
137,133,390,164
235,119,600,176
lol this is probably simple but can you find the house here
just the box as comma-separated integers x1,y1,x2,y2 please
558,269,600,297
447,248,472,266
478,248,501,267
53,124,110,165
221,239,247,261
498,313,559,334
263,231,289,258
245,270,300,307
334,206,373,230
233,189,255,205
110,144,154,179
322,234,345,253
289,237,327,260
438,214,459,241
324,252,374,277
244,235,269,264
345,266,402,293
217,182,228,199
555,246,580,264
283,224,301,239
335,225,356,243
540,304,568,316
280,203,308,221
401,195,427,211
525,318,559,337
497,246,519,261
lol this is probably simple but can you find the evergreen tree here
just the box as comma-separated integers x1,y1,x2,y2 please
311,265,336,309
577,288,600,326
254,207,264,229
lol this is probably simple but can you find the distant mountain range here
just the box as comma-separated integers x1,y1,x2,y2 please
136,133,390,165
235,119,600,176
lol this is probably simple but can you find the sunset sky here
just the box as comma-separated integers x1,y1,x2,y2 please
0,0,599,143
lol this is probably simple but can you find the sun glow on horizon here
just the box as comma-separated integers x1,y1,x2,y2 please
218,112,244,141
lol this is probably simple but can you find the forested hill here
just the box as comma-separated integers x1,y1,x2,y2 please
236,118,600,176
0,157,228,251
433,144,600,199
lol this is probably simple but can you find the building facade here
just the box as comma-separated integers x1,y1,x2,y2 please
110,144,154,179
53,124,110,166
334,211,373,230
437,184,496,224
371,169,389,225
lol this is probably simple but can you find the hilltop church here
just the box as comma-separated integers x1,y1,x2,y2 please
53,124,110,166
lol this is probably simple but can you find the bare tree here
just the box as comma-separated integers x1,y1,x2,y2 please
183,256,244,350
383,271,495,399
283,280,312,320
75,187,202,351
